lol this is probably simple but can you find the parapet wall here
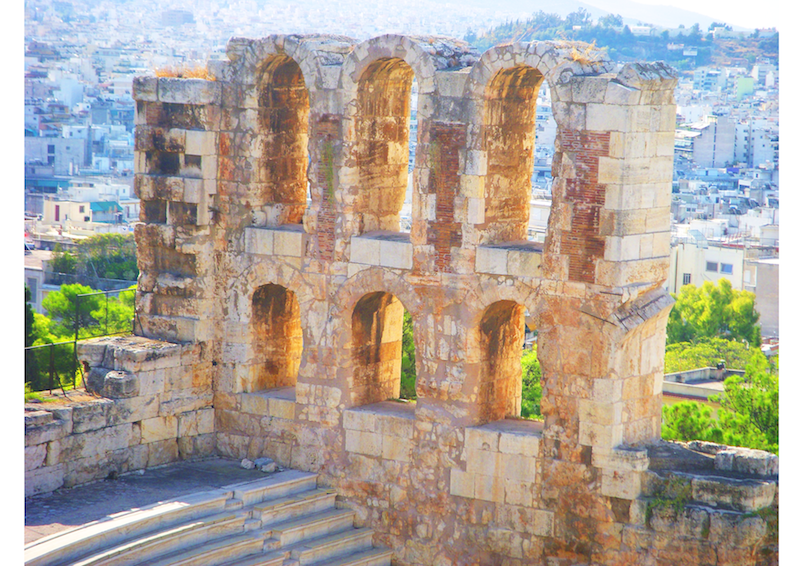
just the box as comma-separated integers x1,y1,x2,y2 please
25,34,777,566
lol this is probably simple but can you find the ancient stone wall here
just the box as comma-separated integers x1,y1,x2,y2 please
25,336,214,496
49,34,778,565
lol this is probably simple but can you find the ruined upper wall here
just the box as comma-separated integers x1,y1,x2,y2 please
116,34,776,566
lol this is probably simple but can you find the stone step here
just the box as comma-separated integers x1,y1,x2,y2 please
289,528,375,565
319,547,394,566
642,470,776,512
224,470,319,507
253,488,338,526
70,511,248,566
143,531,268,566
219,552,287,566
25,488,234,566
269,508,357,547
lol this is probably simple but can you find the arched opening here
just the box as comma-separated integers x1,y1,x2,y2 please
248,284,303,392
256,55,310,225
355,58,416,234
481,65,545,244
478,300,526,423
351,292,416,406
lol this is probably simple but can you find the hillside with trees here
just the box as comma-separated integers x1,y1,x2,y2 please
466,10,778,70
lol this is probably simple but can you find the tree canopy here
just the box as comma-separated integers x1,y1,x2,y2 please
662,351,778,454
49,233,139,283
667,279,761,346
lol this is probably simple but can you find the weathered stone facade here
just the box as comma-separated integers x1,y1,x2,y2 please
26,34,777,565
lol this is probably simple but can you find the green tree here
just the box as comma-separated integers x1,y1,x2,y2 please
662,352,778,454
49,243,78,275
521,345,543,419
42,283,104,337
667,279,760,346
664,337,759,373
662,401,722,443
399,310,417,400
598,13,623,28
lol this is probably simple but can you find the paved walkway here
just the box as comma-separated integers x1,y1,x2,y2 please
25,458,268,545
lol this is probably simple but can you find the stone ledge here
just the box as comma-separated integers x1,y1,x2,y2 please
245,225,306,257
475,242,543,277
350,232,413,270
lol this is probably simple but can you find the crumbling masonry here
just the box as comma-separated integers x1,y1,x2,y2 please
26,34,778,565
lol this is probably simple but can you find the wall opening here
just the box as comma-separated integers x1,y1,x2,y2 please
481,65,545,245
249,283,303,392
478,300,526,423
355,57,416,234
257,55,310,225
351,292,416,405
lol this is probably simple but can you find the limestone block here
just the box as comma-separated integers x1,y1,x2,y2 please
60,424,133,461
474,473,504,503
708,510,768,547
715,447,778,478
464,150,487,176
465,425,501,452
344,408,377,432
71,400,113,434
46,439,61,467
350,236,381,266
466,448,502,476
475,246,508,275
345,429,382,458
269,397,296,420
579,421,624,449
25,443,47,472
241,391,270,414
147,438,179,467
245,226,274,256
25,419,70,448
692,476,776,512
185,130,216,156
532,509,554,537
380,239,413,270
600,468,642,500
183,178,203,204
202,155,217,180
506,248,542,278
504,478,533,507
132,76,158,102
158,78,221,105
25,410,53,428
500,453,536,483
578,399,623,426
571,76,611,104
460,175,485,199
138,368,166,397
449,469,475,498
140,416,178,444
25,464,64,497
498,431,540,456
273,228,305,257
382,437,411,462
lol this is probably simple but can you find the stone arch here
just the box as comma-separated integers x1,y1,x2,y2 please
340,36,438,237
253,54,310,226
462,279,548,425
351,291,407,405
247,283,303,392
332,267,424,406
463,42,613,248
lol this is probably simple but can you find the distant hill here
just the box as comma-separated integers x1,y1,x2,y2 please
449,0,742,31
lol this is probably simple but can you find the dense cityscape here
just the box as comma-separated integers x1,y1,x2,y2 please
24,0,780,341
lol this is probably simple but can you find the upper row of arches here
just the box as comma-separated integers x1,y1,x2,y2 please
218,35,615,245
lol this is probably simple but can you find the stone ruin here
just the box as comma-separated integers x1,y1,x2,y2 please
25,34,778,565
